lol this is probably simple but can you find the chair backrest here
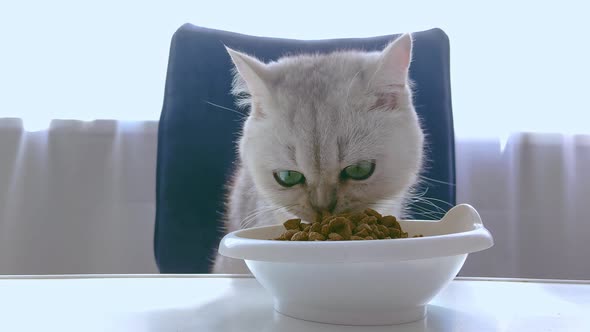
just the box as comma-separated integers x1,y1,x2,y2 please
154,24,455,273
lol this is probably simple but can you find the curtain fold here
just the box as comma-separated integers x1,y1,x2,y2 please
457,133,590,279
0,119,158,274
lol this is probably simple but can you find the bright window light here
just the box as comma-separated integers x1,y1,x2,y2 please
0,1,588,136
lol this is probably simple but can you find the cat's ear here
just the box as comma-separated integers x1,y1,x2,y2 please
370,33,413,88
225,47,271,99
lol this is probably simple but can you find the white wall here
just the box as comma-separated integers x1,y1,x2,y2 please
1,1,589,136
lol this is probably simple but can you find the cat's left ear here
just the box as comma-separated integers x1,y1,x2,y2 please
225,47,271,100
370,33,413,88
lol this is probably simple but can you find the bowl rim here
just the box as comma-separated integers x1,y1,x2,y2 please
219,204,494,263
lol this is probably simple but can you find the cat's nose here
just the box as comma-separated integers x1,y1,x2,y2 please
310,186,337,214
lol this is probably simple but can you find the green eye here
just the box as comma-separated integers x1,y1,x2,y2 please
273,170,305,187
342,160,375,180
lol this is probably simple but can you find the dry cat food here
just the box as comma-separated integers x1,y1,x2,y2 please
274,208,420,241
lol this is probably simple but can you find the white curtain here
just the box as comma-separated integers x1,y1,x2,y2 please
457,134,590,280
1,119,588,278
0,119,158,274
1,1,589,277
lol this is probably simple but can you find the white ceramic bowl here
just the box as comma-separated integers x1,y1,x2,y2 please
219,204,493,326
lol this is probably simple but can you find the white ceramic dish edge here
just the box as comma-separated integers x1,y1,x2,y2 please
219,204,494,263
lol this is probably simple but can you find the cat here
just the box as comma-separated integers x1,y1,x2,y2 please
212,34,424,274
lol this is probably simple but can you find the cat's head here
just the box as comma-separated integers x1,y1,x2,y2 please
228,34,424,223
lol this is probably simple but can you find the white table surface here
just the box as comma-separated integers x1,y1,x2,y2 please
0,275,588,332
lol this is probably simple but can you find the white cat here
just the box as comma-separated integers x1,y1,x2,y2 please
212,34,424,274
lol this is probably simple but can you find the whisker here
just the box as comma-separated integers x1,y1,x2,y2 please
203,100,247,118
410,211,446,219
239,204,298,228
374,195,448,219
406,203,445,216
407,186,430,198
416,196,454,207
408,197,448,213
419,175,456,186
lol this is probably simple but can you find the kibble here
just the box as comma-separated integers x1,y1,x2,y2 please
310,222,322,233
308,232,326,241
283,219,301,230
291,231,309,241
328,233,344,241
273,208,420,241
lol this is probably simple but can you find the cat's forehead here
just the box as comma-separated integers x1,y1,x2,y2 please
251,50,401,165
265,52,379,124
261,97,387,168
272,52,376,95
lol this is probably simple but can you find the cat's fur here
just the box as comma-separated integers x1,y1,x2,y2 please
212,34,424,274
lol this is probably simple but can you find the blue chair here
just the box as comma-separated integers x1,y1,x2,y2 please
154,24,455,273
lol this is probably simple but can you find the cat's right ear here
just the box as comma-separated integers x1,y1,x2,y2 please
369,33,413,89
225,47,271,101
